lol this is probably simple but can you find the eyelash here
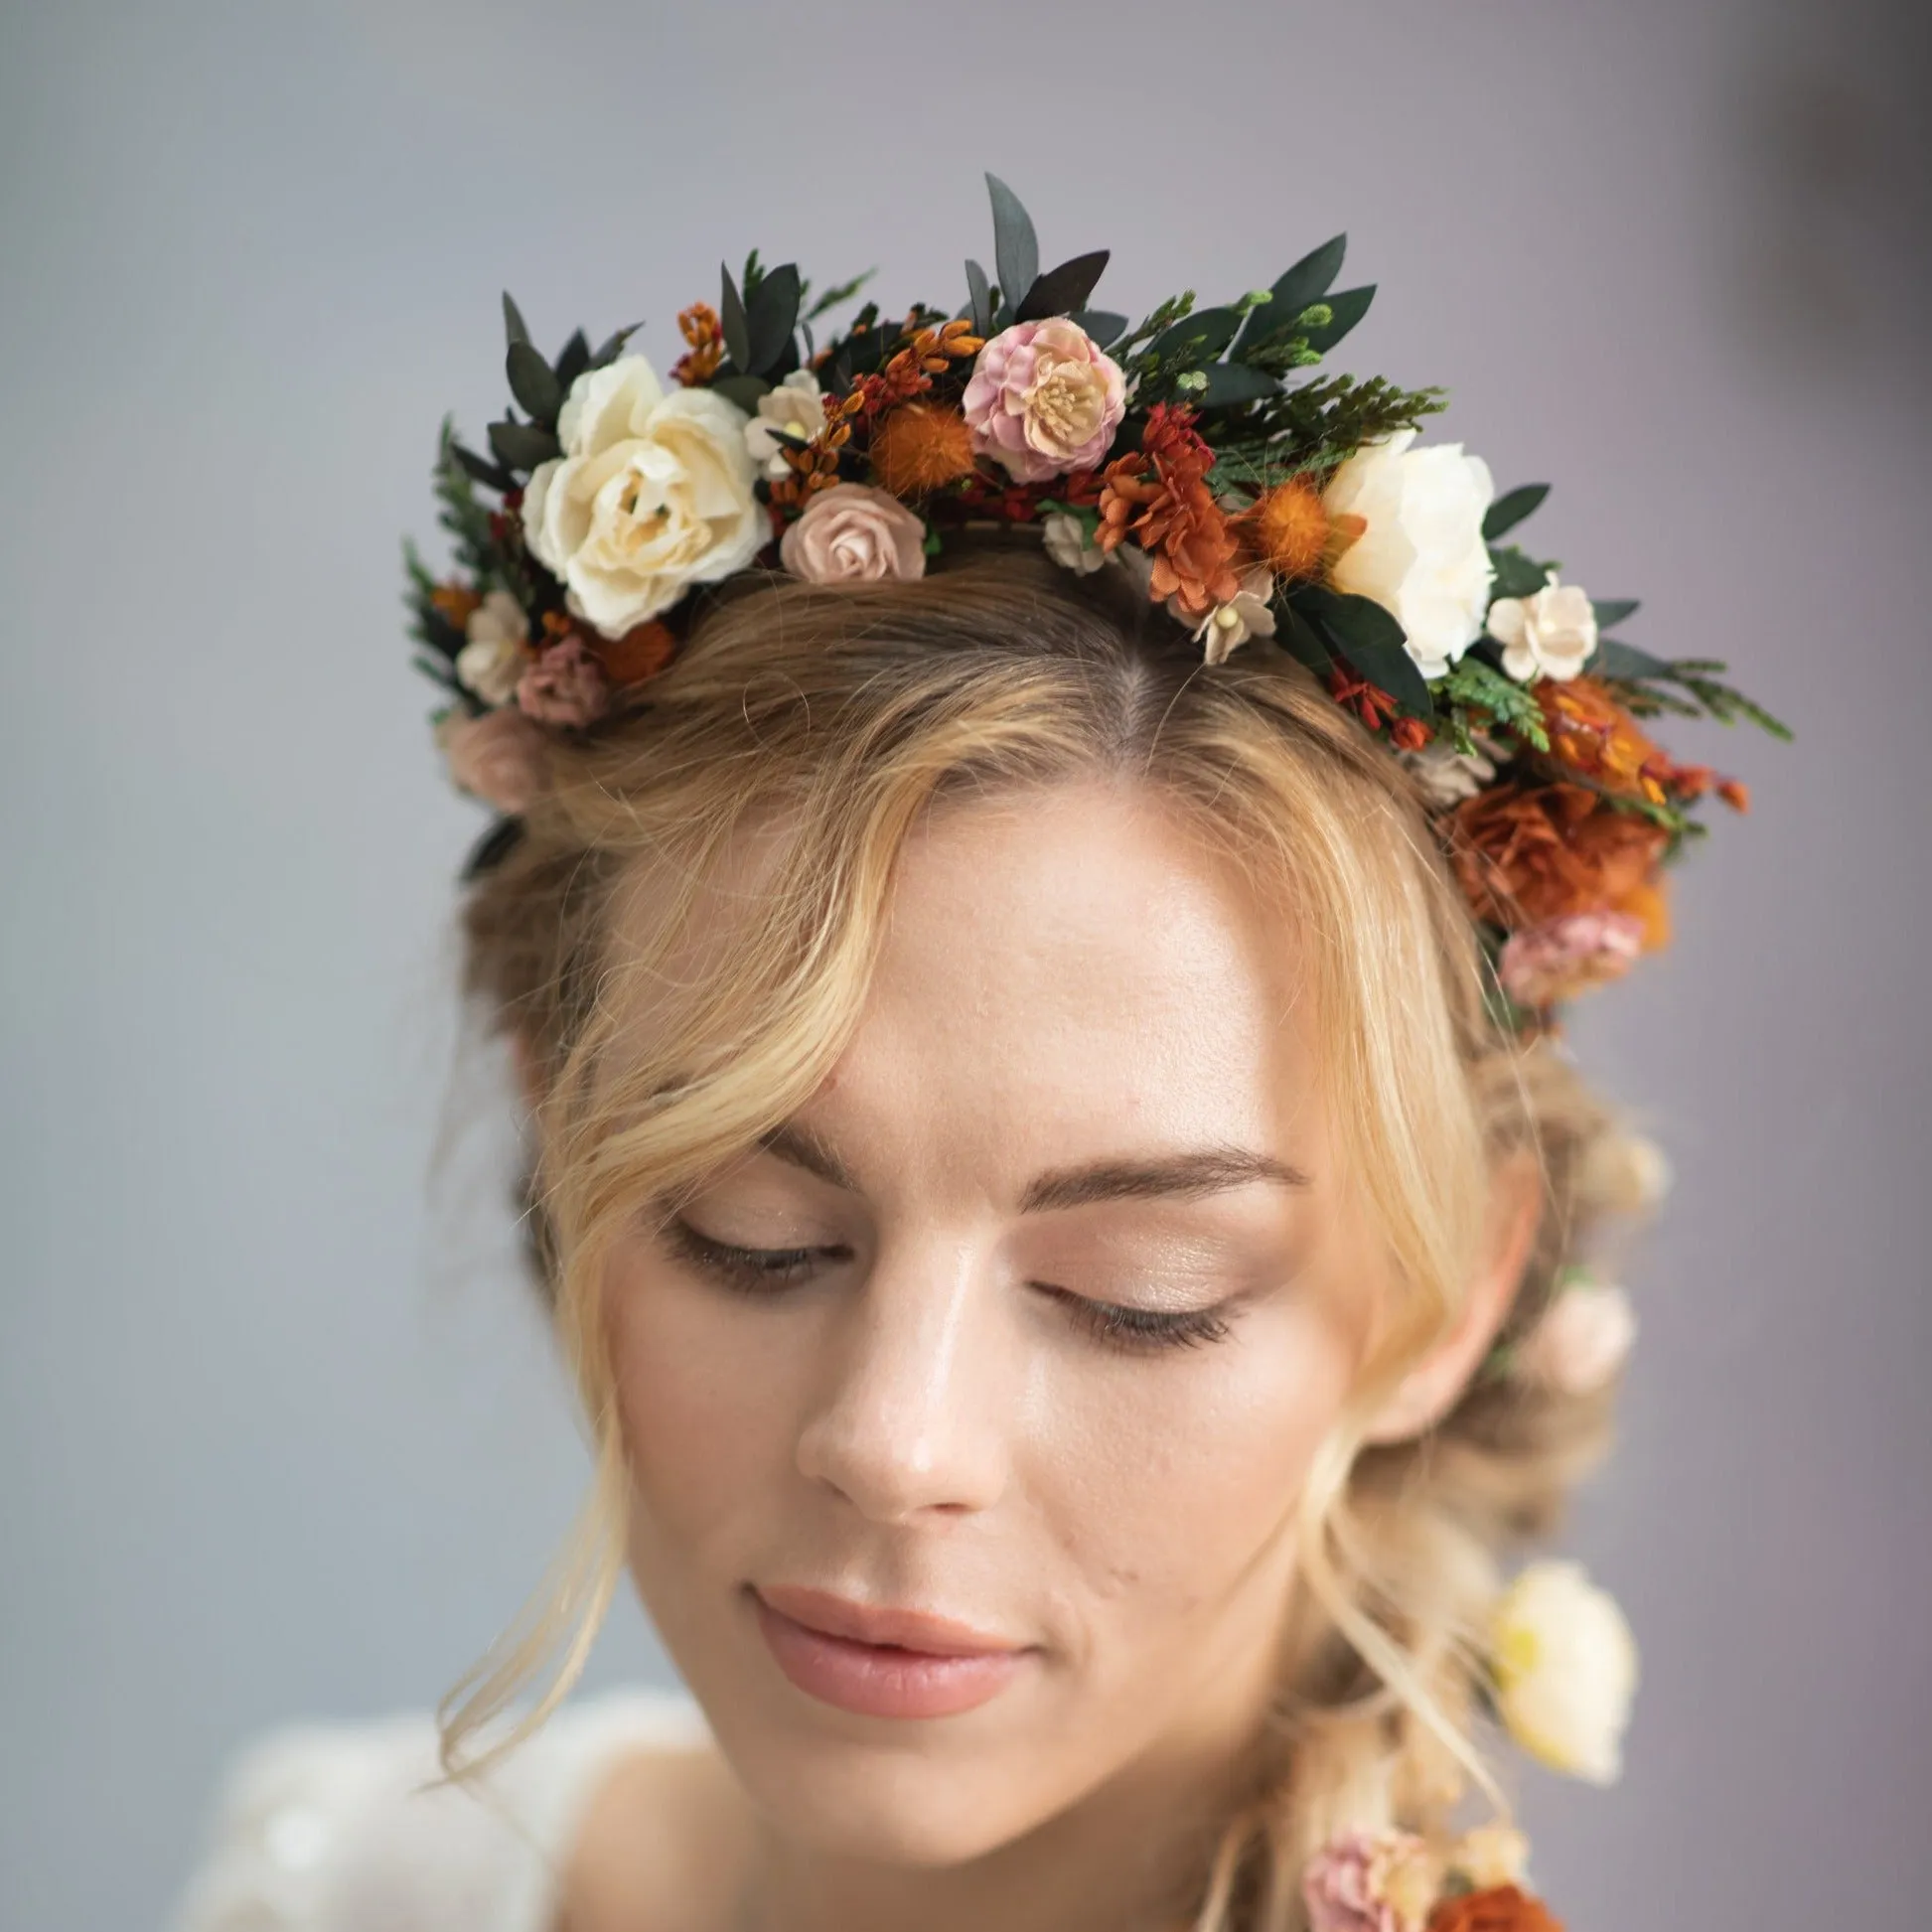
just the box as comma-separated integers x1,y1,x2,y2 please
664,1222,1233,1355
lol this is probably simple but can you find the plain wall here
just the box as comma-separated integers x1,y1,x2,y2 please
2,1,1928,1926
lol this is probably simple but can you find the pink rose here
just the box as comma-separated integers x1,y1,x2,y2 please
1303,1831,1434,1932
962,318,1126,483
1497,910,1644,1008
515,636,610,727
438,707,545,815
1518,1279,1636,1396
779,483,928,584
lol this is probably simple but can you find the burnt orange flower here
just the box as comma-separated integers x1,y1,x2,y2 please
671,303,724,385
430,582,480,629
869,402,979,497
1097,405,1243,617
1452,782,1669,935
1428,1884,1564,1932
1539,676,1678,806
588,619,676,687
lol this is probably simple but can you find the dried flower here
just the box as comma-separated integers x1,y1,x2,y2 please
454,589,530,705
671,302,724,385
1517,1278,1636,1395
1183,564,1277,665
1042,510,1108,575
587,619,676,687
516,634,610,727
779,482,927,584
964,318,1126,482
869,401,979,497
1498,909,1645,1007
1245,476,1331,580
1492,1560,1638,1785
1538,677,1674,805
744,372,826,479
1303,1831,1439,1932
1426,1886,1562,1932
1400,736,1499,809
1451,783,1668,931
437,707,545,815
1448,1826,1530,1893
1488,577,1598,683
1098,407,1243,618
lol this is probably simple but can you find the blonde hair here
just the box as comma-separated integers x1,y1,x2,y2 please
448,551,1647,1930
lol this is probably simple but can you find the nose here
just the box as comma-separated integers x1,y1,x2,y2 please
793,1237,1011,1524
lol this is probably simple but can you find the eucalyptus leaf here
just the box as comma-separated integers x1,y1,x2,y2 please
965,258,993,340
1301,285,1374,354
1482,483,1551,541
450,442,516,493
506,341,563,426
1487,545,1550,601
552,328,591,391
461,817,527,883
985,174,1039,326
711,373,773,412
1147,305,1242,368
488,418,562,472
719,263,752,372
590,321,642,368
1299,585,1432,716
1071,308,1127,348
502,291,530,348
1198,361,1280,407
1593,639,1674,680
1017,249,1110,322
745,262,802,374
1276,601,1333,674
1236,234,1346,354
1591,597,1640,630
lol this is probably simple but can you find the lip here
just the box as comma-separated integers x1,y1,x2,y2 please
751,1584,1031,1719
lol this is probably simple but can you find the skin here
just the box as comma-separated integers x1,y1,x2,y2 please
553,780,1540,1932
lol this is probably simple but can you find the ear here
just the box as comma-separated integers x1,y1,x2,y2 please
1362,1147,1544,1445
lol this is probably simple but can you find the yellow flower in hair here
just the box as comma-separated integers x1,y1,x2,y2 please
1492,1560,1637,1785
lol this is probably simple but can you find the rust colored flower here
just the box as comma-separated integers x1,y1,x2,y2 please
1538,677,1678,806
588,619,676,687
1390,715,1432,751
768,391,864,510
671,303,724,385
430,582,481,629
1244,476,1331,581
1427,1884,1563,1932
1096,406,1242,618
855,317,984,420
1452,782,1669,934
869,402,979,497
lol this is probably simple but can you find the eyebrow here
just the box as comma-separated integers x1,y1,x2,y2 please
758,1124,1310,1210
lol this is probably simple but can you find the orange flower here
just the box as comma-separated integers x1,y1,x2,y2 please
869,402,979,497
587,619,676,687
1242,476,1330,581
1539,677,1677,806
672,303,724,385
1427,1885,1563,1932
1097,405,1243,617
430,582,480,629
1452,782,1669,935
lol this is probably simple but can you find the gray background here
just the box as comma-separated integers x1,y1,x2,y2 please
3,1,1927,1926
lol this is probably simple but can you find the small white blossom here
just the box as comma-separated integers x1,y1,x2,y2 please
1178,565,1277,666
1399,734,1500,808
1042,511,1108,575
1488,575,1599,682
454,590,528,705
743,371,824,479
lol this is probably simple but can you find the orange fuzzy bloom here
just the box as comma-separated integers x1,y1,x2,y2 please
1244,477,1330,580
869,402,979,497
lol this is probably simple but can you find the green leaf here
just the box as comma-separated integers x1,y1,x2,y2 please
1071,308,1127,348
1198,362,1280,407
965,258,993,341
1236,234,1346,354
1148,305,1242,369
449,442,515,493
502,291,530,348
506,341,563,426
1483,483,1550,541
745,261,802,374
1275,601,1333,674
1301,285,1375,354
1590,597,1640,630
805,269,875,322
1017,249,1110,322
1299,584,1432,716
1436,656,1550,750
1593,639,1675,680
1487,545,1550,600
488,418,562,472
985,174,1040,327
711,373,772,412
552,328,591,392
719,263,752,372
590,321,642,368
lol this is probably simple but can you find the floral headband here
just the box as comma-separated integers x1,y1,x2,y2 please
406,174,1785,1026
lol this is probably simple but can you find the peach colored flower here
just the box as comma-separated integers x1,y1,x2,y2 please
779,483,928,584
1518,1279,1636,1396
1303,1831,1437,1932
1452,783,1667,932
437,707,544,814
516,636,610,727
1497,910,1644,1006
963,318,1126,483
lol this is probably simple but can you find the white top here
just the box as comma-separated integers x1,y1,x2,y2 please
171,1688,709,1932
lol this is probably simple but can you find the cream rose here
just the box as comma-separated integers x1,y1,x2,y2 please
779,483,927,584
454,589,529,705
1492,1560,1638,1785
743,371,824,480
522,355,762,638
1323,429,1496,678
1489,576,1598,682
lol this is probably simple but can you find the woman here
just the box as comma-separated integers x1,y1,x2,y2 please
176,182,1774,1932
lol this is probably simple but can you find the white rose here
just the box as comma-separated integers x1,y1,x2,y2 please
1179,564,1277,666
1492,1560,1638,1785
1323,429,1495,678
454,589,529,705
1042,511,1108,575
744,371,824,480
1489,576,1598,682
522,355,762,639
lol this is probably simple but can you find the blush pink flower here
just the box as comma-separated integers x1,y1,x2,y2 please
1303,1831,1438,1932
437,707,545,815
1518,1279,1637,1396
962,318,1126,482
515,636,611,727
779,483,928,584
1497,910,1644,1008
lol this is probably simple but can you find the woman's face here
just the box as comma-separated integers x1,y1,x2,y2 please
601,782,1405,1865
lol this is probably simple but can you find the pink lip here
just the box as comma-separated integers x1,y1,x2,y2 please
751,1584,1031,1719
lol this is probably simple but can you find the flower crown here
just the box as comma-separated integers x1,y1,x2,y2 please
407,174,1785,1024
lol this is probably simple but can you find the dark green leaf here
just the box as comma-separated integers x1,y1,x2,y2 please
745,261,802,374
1236,234,1346,354
1299,584,1433,716
1590,597,1640,631
590,321,642,369
1302,285,1375,354
1487,545,1550,600
450,442,515,493
805,269,875,322
965,258,993,340
719,263,752,372
985,174,1040,327
712,373,772,412
488,418,562,472
461,817,527,882
1593,639,1674,680
1198,362,1280,407
1147,305,1242,371
1017,249,1110,322
1482,483,1550,540
506,341,563,425
502,292,530,347
552,328,591,391
1275,601,1333,674
1071,308,1127,348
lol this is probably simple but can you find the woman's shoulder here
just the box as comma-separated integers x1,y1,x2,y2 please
171,1687,709,1932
